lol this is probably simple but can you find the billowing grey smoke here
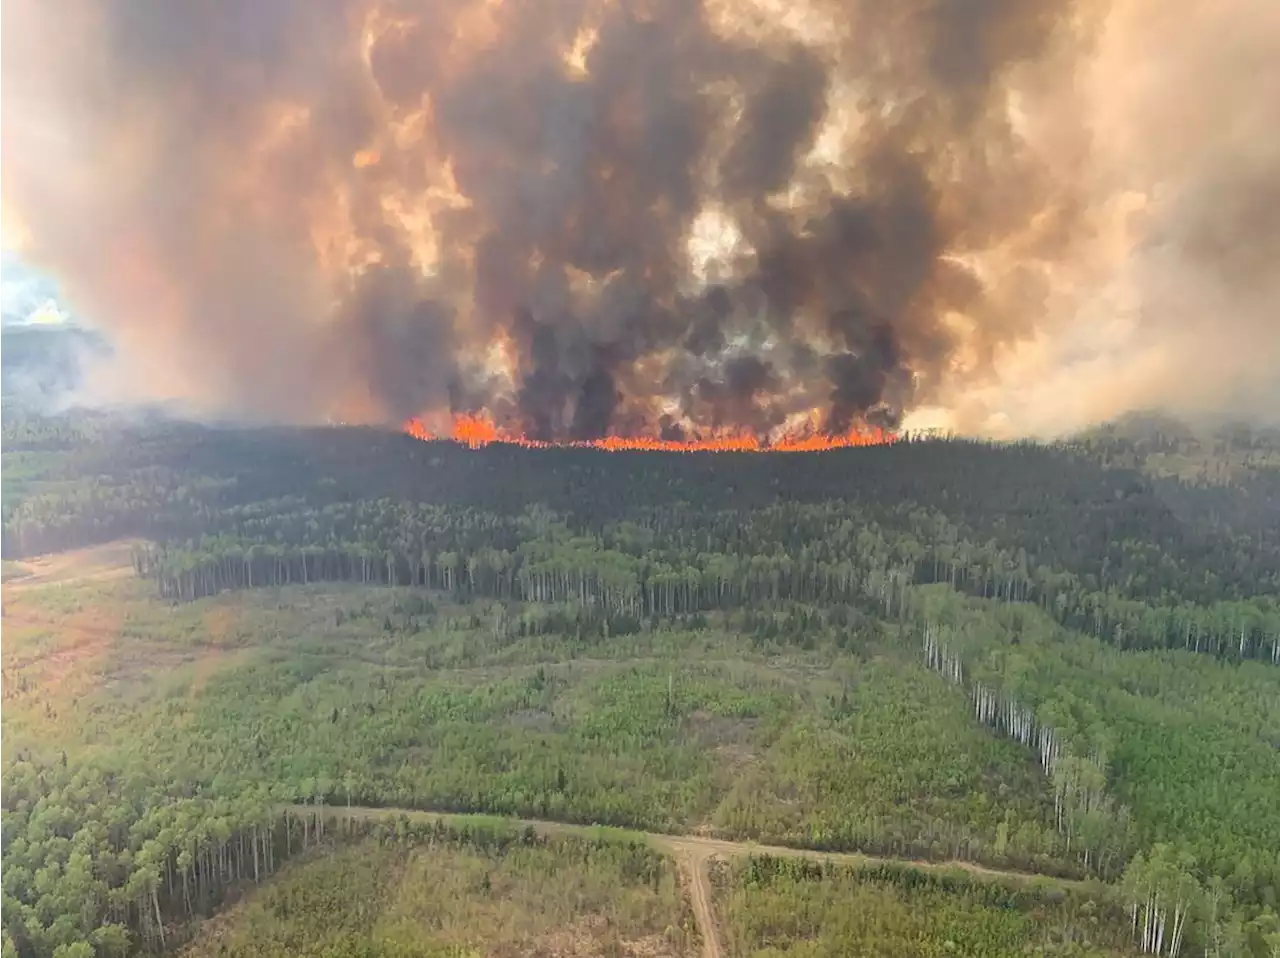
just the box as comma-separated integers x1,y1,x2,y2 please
5,0,1271,439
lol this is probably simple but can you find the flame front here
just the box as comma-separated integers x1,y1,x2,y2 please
404,414,895,452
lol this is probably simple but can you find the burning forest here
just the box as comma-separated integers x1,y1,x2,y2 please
3,0,1278,442
403,412,897,451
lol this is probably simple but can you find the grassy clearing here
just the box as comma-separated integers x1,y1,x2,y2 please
1,538,140,588
2,575,1068,870
181,833,696,958
708,657,1059,859
714,856,1136,957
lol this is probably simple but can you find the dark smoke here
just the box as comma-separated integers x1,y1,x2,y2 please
1,0,1093,438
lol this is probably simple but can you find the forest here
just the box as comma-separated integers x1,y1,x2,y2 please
2,405,1279,957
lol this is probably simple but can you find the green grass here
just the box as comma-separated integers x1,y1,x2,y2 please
709,658,1060,864
716,856,1135,957
132,594,1059,865
180,833,695,958
2,578,1067,874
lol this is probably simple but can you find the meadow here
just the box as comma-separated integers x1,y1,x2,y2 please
179,826,695,958
715,856,1133,958
2,560,1066,870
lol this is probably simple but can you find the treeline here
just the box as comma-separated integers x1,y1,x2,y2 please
922,623,1134,877
907,584,1280,919
1,758,318,958
732,852,1280,958
732,850,1249,952
106,504,1280,906
128,497,1280,664
178,817,685,958
6,410,1280,607
123,527,1268,885
0,747,667,958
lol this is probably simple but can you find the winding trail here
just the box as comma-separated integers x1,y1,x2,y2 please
297,804,1092,957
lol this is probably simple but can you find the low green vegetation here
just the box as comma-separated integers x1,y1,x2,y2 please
1,576,1078,956
914,585,1280,896
181,821,694,958
719,856,1132,958
4,408,1280,956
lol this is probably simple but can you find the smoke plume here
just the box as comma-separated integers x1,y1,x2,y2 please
2,0,1276,439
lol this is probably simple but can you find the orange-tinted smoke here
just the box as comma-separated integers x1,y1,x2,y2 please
5,0,1276,438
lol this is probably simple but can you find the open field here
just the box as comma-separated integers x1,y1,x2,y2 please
299,805,1109,958
180,829,697,958
711,855,1138,957
1,538,139,589
1,570,1072,874
172,809,1134,958
2,559,33,583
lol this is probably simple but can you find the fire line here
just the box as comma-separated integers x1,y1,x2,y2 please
403,414,897,452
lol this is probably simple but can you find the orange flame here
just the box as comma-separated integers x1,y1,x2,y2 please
403,413,896,452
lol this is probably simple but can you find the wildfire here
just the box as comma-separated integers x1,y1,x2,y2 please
403,413,897,452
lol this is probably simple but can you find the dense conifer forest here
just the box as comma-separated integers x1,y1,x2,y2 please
3,405,1279,957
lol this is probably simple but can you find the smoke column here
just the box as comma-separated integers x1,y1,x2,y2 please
922,0,1280,437
2,0,1276,439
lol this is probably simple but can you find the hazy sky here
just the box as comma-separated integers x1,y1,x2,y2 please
0,254,69,323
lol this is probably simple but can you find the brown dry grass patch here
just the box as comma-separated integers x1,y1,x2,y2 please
4,539,143,591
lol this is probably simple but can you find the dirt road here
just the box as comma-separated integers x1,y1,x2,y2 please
296,804,1089,958
677,844,724,958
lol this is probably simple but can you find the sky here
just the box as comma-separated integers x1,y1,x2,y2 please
1,253,72,325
